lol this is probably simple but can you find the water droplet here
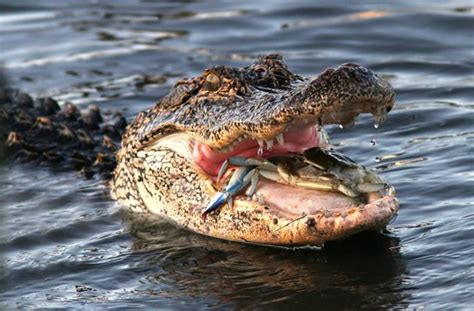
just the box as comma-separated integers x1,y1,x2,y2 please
338,124,343,129
374,123,379,129
276,133,284,145
370,139,377,146
257,147,264,157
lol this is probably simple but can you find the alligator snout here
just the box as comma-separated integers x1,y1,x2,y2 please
299,63,395,127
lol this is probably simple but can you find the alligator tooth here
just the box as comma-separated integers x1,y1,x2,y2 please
387,185,396,196
266,139,274,150
257,139,265,148
342,117,357,129
315,118,323,131
318,127,331,149
220,146,229,153
276,133,284,145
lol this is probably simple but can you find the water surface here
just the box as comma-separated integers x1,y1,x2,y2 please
1,1,473,309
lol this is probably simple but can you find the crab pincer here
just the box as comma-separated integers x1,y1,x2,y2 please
202,166,258,216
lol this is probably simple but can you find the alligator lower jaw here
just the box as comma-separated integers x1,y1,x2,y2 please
203,191,399,246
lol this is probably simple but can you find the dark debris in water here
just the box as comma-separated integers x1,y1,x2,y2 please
0,88,127,179
75,285,94,293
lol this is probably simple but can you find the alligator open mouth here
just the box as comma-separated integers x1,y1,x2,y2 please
191,116,396,213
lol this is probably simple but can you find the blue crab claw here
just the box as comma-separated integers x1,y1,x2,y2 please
202,166,256,216
202,191,230,216
216,157,277,183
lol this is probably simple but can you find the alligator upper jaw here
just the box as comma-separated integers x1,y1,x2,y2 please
151,62,396,152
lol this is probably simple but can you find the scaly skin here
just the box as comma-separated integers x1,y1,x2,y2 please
111,54,398,246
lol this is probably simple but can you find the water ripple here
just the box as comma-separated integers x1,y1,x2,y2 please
1,1,473,309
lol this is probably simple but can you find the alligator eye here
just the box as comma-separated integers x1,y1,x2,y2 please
205,73,221,91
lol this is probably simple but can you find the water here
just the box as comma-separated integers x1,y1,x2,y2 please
1,1,473,309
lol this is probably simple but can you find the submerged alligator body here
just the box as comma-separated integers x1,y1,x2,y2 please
1,54,398,246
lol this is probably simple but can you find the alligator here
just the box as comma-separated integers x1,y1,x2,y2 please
0,54,398,246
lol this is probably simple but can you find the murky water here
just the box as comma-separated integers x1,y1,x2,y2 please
1,1,473,309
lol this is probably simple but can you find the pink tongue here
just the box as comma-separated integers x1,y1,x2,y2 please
255,179,358,215
192,124,319,176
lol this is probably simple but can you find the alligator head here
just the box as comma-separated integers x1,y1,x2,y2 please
112,54,398,246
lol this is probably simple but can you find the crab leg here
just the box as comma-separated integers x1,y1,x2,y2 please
245,169,260,197
216,157,275,183
228,157,277,171
216,159,229,183
301,147,390,196
258,162,360,197
356,182,386,193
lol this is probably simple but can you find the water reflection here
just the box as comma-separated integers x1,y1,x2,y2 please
126,215,409,309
